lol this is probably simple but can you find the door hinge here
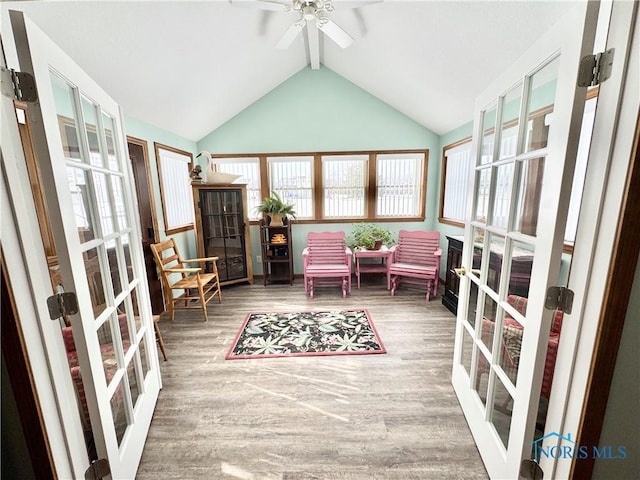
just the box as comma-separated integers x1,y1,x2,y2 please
46,292,79,319
578,48,615,87
1,66,38,102
84,458,110,480
545,286,574,314
520,459,544,480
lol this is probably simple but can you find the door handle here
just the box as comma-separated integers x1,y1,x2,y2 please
454,267,481,278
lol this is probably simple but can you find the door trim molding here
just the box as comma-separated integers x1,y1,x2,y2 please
127,135,159,243
572,110,640,479
1,255,56,479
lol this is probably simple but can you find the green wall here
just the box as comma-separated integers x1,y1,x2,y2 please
197,66,440,275
124,116,198,257
198,66,437,153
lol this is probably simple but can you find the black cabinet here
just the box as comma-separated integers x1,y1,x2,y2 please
442,235,533,316
260,221,293,285
442,236,463,315
193,185,253,286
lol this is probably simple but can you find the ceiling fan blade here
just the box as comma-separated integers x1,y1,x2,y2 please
306,21,321,69
258,11,273,35
230,0,291,12
329,0,383,10
275,21,305,49
318,18,354,48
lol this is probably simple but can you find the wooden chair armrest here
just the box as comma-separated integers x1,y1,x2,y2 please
183,257,219,263
165,267,201,273
434,248,443,257
389,245,398,262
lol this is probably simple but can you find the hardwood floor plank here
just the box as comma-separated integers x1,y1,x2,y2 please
137,282,488,479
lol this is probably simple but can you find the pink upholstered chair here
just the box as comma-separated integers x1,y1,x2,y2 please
478,294,564,401
302,232,352,298
503,295,563,400
387,230,441,301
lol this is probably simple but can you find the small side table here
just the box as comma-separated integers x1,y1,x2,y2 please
354,246,392,288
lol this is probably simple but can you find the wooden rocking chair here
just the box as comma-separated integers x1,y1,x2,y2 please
150,238,222,322
387,230,441,301
302,232,352,298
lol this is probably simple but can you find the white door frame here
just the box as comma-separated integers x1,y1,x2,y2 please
1,38,89,480
549,2,639,478
2,8,163,478
451,2,600,477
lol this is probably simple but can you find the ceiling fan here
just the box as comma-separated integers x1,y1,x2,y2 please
232,0,380,69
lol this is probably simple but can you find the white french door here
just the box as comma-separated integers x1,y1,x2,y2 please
451,2,599,478
4,11,160,478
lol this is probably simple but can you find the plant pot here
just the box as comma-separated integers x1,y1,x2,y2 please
367,240,383,250
270,213,284,226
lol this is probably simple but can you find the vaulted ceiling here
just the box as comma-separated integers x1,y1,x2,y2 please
2,1,576,142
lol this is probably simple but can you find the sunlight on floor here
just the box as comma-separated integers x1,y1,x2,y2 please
221,461,282,480
244,382,349,422
309,384,351,402
261,366,361,391
220,462,254,479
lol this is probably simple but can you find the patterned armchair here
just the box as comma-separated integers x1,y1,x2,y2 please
481,294,564,400
62,315,130,437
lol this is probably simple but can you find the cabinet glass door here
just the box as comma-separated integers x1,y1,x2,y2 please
199,189,247,282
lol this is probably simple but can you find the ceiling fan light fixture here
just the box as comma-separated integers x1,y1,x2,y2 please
234,0,378,65
302,5,316,20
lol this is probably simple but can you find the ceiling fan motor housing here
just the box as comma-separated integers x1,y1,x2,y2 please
302,4,317,20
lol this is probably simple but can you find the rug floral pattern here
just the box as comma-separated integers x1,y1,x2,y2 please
226,309,386,359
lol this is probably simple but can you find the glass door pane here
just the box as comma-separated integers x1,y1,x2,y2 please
450,4,598,476
199,189,248,282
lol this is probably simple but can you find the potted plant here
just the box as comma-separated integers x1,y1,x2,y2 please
256,191,297,226
347,223,395,250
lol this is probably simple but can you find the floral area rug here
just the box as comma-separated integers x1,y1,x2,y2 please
225,309,386,360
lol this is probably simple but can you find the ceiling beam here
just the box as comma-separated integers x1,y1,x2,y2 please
307,21,320,70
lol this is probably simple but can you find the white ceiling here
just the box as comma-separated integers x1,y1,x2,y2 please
2,1,577,142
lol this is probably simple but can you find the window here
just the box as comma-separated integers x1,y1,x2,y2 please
155,143,194,234
376,152,425,218
439,89,598,251
322,154,367,218
213,157,262,220
440,139,472,225
267,156,314,219
209,149,427,222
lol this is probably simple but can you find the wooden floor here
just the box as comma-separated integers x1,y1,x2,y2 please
137,279,488,479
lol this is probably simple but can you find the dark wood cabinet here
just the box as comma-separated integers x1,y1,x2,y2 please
442,235,533,316
192,184,253,286
260,221,293,285
442,236,464,315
